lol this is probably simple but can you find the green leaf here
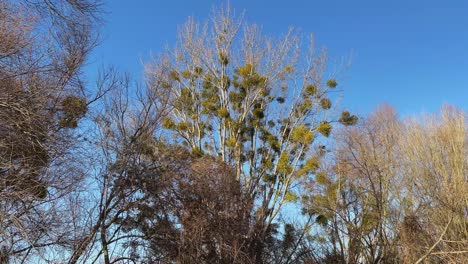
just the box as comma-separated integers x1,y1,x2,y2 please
284,191,299,203
277,152,293,174
317,122,332,137
326,79,337,88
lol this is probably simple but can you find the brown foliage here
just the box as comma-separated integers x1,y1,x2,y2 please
175,155,253,263
0,0,102,262
307,105,468,264
118,146,255,263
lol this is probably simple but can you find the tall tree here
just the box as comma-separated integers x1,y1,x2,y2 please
305,105,468,264
303,106,402,263
0,0,103,262
145,6,357,262
398,106,468,263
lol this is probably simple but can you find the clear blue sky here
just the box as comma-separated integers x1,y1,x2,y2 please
87,0,468,116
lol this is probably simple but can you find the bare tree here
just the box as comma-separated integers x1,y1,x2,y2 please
144,6,356,262
0,0,103,262
398,106,468,263
304,105,468,264
301,106,401,263
63,71,169,263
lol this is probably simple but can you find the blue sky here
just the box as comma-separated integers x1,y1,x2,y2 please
87,0,468,116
